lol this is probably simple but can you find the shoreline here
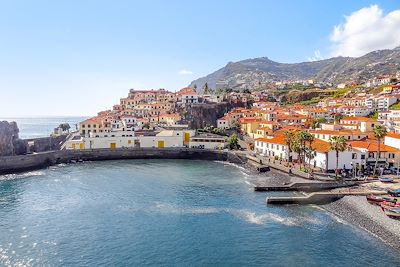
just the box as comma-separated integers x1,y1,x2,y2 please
323,196,400,250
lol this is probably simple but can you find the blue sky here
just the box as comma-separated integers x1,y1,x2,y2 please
0,0,399,116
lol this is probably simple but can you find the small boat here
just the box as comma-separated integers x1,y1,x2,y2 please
379,177,394,183
388,188,400,197
383,207,400,219
380,200,399,210
366,194,387,205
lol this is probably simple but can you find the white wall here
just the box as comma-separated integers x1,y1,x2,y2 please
385,136,400,150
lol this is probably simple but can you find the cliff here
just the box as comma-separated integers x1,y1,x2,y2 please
0,121,27,156
189,102,246,129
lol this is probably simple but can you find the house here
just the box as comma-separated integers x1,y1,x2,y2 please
310,129,367,142
189,133,227,149
254,134,361,171
350,140,399,168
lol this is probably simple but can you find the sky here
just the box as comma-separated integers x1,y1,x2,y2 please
0,0,399,117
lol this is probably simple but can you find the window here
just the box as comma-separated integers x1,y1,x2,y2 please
361,154,365,160
352,153,357,159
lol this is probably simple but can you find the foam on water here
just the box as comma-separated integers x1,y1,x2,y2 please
0,171,45,181
149,202,324,227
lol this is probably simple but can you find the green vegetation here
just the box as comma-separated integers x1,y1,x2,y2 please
367,85,385,95
333,88,350,98
389,102,400,110
298,97,321,106
228,134,239,150
58,123,71,132
369,111,379,119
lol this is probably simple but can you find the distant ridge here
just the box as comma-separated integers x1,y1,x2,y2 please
189,46,400,90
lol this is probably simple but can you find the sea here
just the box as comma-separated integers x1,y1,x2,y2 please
0,117,88,139
0,160,399,266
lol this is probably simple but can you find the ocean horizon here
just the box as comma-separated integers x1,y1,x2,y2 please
0,116,89,139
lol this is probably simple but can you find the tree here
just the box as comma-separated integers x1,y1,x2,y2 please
228,134,239,150
304,147,316,173
284,130,295,162
334,113,343,123
58,123,71,132
202,83,209,95
372,125,388,177
329,136,348,179
296,131,314,167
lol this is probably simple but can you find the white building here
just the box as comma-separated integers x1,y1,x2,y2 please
65,130,195,150
254,135,362,171
189,133,227,149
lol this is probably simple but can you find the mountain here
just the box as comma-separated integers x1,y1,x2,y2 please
189,47,400,90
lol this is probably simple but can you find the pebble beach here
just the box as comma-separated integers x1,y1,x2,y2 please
324,196,400,250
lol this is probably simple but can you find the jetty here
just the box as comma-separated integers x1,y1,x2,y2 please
254,181,357,192
266,190,386,205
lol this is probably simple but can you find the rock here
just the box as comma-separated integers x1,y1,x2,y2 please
0,121,27,156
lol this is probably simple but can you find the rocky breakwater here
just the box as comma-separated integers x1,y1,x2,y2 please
0,121,26,156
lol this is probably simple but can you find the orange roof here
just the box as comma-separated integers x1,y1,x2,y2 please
80,117,103,124
350,141,398,152
311,139,331,153
341,117,376,122
386,132,400,139
257,127,273,131
239,117,261,123
310,129,364,135
256,135,286,145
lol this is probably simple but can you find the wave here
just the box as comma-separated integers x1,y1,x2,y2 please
214,161,247,172
149,203,324,227
0,171,45,181
229,209,300,226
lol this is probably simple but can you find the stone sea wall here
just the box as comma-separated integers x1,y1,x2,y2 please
25,135,68,153
0,148,229,175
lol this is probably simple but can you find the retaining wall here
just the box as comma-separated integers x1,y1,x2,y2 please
0,148,229,175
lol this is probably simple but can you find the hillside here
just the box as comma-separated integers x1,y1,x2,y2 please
190,47,400,90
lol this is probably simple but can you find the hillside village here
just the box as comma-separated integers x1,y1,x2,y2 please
64,70,400,177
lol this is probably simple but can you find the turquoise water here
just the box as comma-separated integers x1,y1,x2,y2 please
0,160,399,266
0,117,88,139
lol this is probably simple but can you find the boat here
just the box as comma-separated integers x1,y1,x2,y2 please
366,195,388,205
379,177,394,183
388,188,400,197
380,200,399,210
383,207,400,219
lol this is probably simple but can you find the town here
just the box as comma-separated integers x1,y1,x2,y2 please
62,71,400,179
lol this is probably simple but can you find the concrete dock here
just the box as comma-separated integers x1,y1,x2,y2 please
254,181,357,192
266,190,387,205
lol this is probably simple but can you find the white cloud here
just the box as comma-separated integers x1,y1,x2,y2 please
307,50,323,61
178,69,193,75
330,5,400,57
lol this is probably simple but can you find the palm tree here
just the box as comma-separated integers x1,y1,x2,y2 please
304,147,316,173
329,136,348,179
284,130,295,162
372,125,388,177
296,131,314,167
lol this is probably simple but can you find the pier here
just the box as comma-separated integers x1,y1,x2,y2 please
266,190,386,205
254,181,357,192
